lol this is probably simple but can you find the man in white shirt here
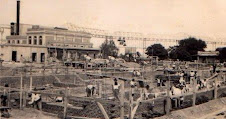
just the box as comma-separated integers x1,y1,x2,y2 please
112,78,120,100
28,88,42,110
190,71,195,84
86,85,95,97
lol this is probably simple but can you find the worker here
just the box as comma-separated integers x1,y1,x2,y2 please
157,78,161,87
136,70,141,77
0,95,7,107
190,71,195,84
179,71,185,86
112,78,120,100
1,83,9,106
130,79,136,88
86,85,95,97
28,88,42,110
130,79,136,96
143,85,150,100
133,70,137,77
172,62,176,70
213,64,217,74
56,91,64,103
179,96,184,108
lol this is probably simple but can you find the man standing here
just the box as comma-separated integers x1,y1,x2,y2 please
112,78,120,100
190,71,195,84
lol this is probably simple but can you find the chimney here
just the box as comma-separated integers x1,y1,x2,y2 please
16,0,20,35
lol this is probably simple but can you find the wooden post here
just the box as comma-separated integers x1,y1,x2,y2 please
120,81,125,119
97,102,109,119
192,76,197,106
166,76,171,115
214,78,218,99
224,73,226,83
23,84,27,107
7,88,10,107
63,87,69,119
20,74,23,109
129,86,133,119
131,97,142,119
98,82,102,98
30,76,32,91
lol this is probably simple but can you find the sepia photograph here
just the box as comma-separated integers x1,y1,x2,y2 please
0,0,226,119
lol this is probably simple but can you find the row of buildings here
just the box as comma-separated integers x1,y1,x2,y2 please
0,22,221,64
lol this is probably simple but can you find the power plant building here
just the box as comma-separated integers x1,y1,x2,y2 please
1,25,100,63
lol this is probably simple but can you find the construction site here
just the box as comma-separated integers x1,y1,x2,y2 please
0,56,226,119
1,0,226,119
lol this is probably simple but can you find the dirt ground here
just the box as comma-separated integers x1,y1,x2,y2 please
4,108,58,119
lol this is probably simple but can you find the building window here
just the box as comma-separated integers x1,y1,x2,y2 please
81,45,84,47
34,36,37,45
12,40,15,44
39,36,42,45
8,40,10,44
17,40,20,44
28,36,32,44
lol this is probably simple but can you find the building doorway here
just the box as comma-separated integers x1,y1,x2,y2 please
41,53,45,62
12,51,17,62
32,53,37,62
57,50,63,60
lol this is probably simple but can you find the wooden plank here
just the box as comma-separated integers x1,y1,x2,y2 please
63,88,69,119
46,102,83,110
7,88,10,108
214,78,218,99
131,97,141,119
120,81,125,119
23,84,27,107
30,76,32,91
166,77,171,115
20,74,23,109
193,76,197,106
129,87,133,119
96,102,109,119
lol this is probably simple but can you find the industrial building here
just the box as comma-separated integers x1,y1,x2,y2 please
1,25,100,63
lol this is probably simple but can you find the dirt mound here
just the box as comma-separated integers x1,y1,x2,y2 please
156,97,226,119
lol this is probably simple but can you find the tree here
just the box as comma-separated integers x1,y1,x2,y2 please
146,44,168,60
179,37,207,57
169,37,207,61
100,39,119,59
216,47,226,63
169,46,192,61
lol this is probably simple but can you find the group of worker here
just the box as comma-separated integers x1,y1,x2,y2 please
133,70,141,77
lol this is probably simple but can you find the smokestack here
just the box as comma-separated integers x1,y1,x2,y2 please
16,0,20,35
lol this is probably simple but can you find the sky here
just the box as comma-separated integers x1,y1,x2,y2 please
1,0,226,40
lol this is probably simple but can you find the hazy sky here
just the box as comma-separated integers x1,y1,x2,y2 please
1,0,226,39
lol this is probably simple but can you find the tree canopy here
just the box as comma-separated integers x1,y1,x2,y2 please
216,47,226,63
100,39,119,59
146,44,168,60
169,37,207,61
